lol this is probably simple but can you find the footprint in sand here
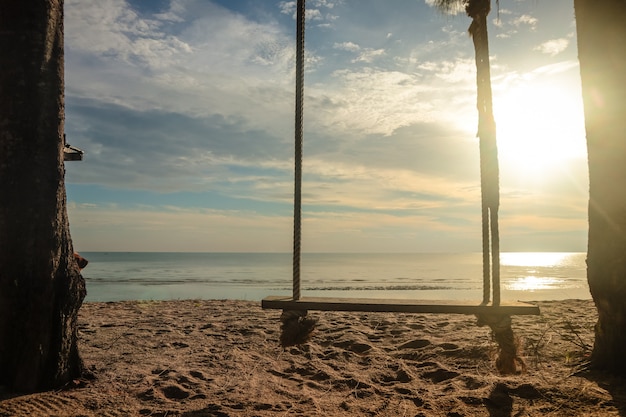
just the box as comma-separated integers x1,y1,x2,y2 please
510,383,542,399
189,370,208,381
460,375,486,390
439,342,459,351
142,368,206,402
138,384,192,402
438,342,462,356
375,367,413,385
398,339,431,349
421,367,460,383
333,339,373,354
160,384,191,400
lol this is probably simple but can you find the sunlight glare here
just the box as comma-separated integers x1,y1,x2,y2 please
455,77,587,179
501,252,572,267
494,81,586,178
506,275,563,292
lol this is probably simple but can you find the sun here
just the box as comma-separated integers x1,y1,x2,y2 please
492,79,587,179
454,76,587,180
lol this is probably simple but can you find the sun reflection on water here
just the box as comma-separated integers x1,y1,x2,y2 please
506,275,564,292
501,252,581,292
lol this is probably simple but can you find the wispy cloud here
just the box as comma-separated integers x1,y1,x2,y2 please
332,41,386,63
512,14,538,29
534,38,570,56
278,0,339,25
334,41,361,52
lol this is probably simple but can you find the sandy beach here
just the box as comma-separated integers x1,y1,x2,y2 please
1,299,625,416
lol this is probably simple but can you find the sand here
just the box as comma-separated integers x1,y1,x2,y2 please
1,298,626,416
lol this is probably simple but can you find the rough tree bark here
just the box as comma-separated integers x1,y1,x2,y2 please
574,0,626,373
0,0,86,391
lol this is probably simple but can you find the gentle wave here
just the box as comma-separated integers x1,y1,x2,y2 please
80,252,590,302
298,285,455,291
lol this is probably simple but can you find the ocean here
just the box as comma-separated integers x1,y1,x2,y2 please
80,252,589,302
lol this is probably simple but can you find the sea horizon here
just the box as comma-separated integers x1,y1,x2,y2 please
79,251,590,303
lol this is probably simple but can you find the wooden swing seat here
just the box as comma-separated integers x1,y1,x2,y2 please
262,295,539,315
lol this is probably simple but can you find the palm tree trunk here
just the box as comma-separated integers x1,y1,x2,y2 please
575,0,626,374
0,0,86,391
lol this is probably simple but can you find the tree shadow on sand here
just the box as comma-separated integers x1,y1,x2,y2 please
583,371,626,416
483,382,544,417
484,383,513,417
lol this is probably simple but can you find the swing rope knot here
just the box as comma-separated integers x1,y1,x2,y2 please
477,314,526,375
279,310,317,347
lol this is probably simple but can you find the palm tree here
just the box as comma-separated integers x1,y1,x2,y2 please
0,1,86,391
431,0,500,307
574,0,626,374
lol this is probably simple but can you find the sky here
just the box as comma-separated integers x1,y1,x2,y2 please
63,0,588,253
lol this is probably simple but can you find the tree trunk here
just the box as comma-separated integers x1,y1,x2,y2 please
0,0,86,392
574,0,626,373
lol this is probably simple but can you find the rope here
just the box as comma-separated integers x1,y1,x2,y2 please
279,0,314,349
469,8,501,306
477,314,525,374
279,310,316,347
490,209,501,305
481,206,490,304
292,0,305,301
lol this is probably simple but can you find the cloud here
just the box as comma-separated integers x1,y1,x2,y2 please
311,0,339,8
65,0,191,67
333,41,361,52
512,14,538,29
494,10,539,38
353,48,386,63
153,1,186,22
534,38,569,56
65,0,297,139
530,60,579,76
297,53,478,138
278,1,296,15
332,42,386,64
278,0,339,25
65,98,294,193
418,58,475,84
63,0,588,252
307,9,324,21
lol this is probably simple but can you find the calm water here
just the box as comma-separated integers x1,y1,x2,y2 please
80,252,589,302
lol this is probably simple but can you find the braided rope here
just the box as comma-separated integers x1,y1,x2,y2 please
481,206,490,304
280,310,316,347
470,9,501,307
292,0,305,301
477,314,525,374
490,208,501,306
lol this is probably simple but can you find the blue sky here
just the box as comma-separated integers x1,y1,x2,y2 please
64,0,588,253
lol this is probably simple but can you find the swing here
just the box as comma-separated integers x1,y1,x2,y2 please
262,0,539,318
